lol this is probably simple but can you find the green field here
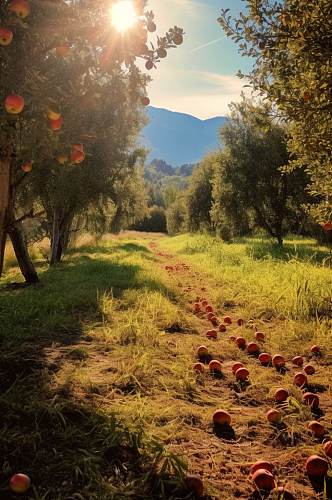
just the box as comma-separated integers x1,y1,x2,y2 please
0,233,331,499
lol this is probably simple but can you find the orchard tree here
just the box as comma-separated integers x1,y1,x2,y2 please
217,98,310,245
218,0,332,225
0,0,184,282
186,154,216,232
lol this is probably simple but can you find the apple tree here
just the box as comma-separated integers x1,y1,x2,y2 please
0,0,184,281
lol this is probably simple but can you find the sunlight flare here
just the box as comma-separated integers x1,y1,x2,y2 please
110,0,137,33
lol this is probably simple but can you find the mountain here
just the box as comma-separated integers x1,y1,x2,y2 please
141,107,226,166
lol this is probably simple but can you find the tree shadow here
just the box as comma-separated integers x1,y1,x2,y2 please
66,241,152,256
0,249,188,499
246,240,331,264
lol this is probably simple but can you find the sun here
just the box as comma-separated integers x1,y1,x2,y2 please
111,0,137,33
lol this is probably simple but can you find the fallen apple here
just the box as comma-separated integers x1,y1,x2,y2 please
213,409,231,426
236,337,246,348
305,455,328,477
235,367,249,381
258,352,271,366
209,359,222,373
303,392,319,408
193,362,205,373
250,460,273,476
308,420,325,438
246,342,260,355
293,371,307,387
9,473,31,494
303,364,316,375
272,354,286,369
197,345,209,358
274,388,289,403
252,469,276,491
231,362,244,374
219,324,227,333
255,331,265,342
206,329,217,339
266,408,282,424
292,356,304,367
224,316,232,325
183,474,204,497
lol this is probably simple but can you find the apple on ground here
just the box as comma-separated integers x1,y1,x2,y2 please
9,473,31,494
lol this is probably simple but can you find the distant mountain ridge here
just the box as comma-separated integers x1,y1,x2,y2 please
141,106,226,167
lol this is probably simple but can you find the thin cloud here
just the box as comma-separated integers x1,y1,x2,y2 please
192,36,226,53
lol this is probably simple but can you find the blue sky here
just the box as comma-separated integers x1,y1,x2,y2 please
147,0,252,119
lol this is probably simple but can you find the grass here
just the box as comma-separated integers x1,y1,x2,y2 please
0,232,331,499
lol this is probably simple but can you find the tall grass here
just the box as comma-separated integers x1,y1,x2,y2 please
161,234,332,321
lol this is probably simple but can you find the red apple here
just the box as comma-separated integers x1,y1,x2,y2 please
209,360,222,373
237,318,244,326
252,469,276,491
48,116,63,131
232,362,244,374
141,96,150,106
219,324,227,333
0,27,13,46
184,474,204,497
266,408,282,424
9,473,31,494
229,335,236,342
205,305,213,313
308,420,325,438
305,455,328,477
304,364,315,375
206,329,217,339
292,356,304,367
194,302,200,313
145,60,154,70
197,345,209,358
4,94,24,114
303,392,319,408
259,352,271,366
293,371,307,387
272,354,286,369
274,388,289,403
193,362,205,373
255,331,265,341
235,367,249,381
21,161,32,173
213,409,231,426
250,460,273,476
247,342,260,355
323,441,332,458
207,312,214,321
224,316,232,324
71,149,85,164
8,0,31,19
236,336,246,348
310,345,321,354
201,300,208,307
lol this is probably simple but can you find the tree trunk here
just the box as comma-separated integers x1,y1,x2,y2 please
7,211,39,284
50,210,60,265
277,235,283,246
0,158,11,276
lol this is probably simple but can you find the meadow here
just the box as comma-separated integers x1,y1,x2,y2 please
0,233,331,499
